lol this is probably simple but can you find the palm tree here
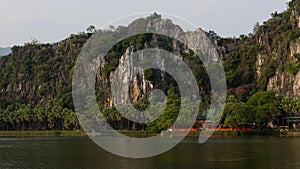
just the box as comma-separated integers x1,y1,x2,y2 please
34,105,46,130
63,109,80,130
280,96,293,116
0,108,6,131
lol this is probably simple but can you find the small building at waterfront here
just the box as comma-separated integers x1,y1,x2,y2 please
284,117,300,129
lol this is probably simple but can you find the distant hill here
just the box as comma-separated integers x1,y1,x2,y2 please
0,47,11,56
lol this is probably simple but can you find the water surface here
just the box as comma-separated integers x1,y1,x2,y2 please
1,136,300,169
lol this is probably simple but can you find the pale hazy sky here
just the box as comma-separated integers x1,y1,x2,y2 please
0,0,290,47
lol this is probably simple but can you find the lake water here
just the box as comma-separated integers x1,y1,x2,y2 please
1,136,300,169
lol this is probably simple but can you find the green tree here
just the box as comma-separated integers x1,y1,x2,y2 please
247,91,281,128
224,101,253,127
253,22,260,34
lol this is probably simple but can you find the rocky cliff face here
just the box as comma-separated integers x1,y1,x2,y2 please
94,16,215,107
109,46,153,105
259,3,300,97
217,0,300,98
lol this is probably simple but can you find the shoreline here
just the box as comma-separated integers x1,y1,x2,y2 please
0,129,298,137
0,130,86,137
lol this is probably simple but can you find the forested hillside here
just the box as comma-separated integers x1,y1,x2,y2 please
1,1,300,131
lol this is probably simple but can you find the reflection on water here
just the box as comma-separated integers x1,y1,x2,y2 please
1,136,300,169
